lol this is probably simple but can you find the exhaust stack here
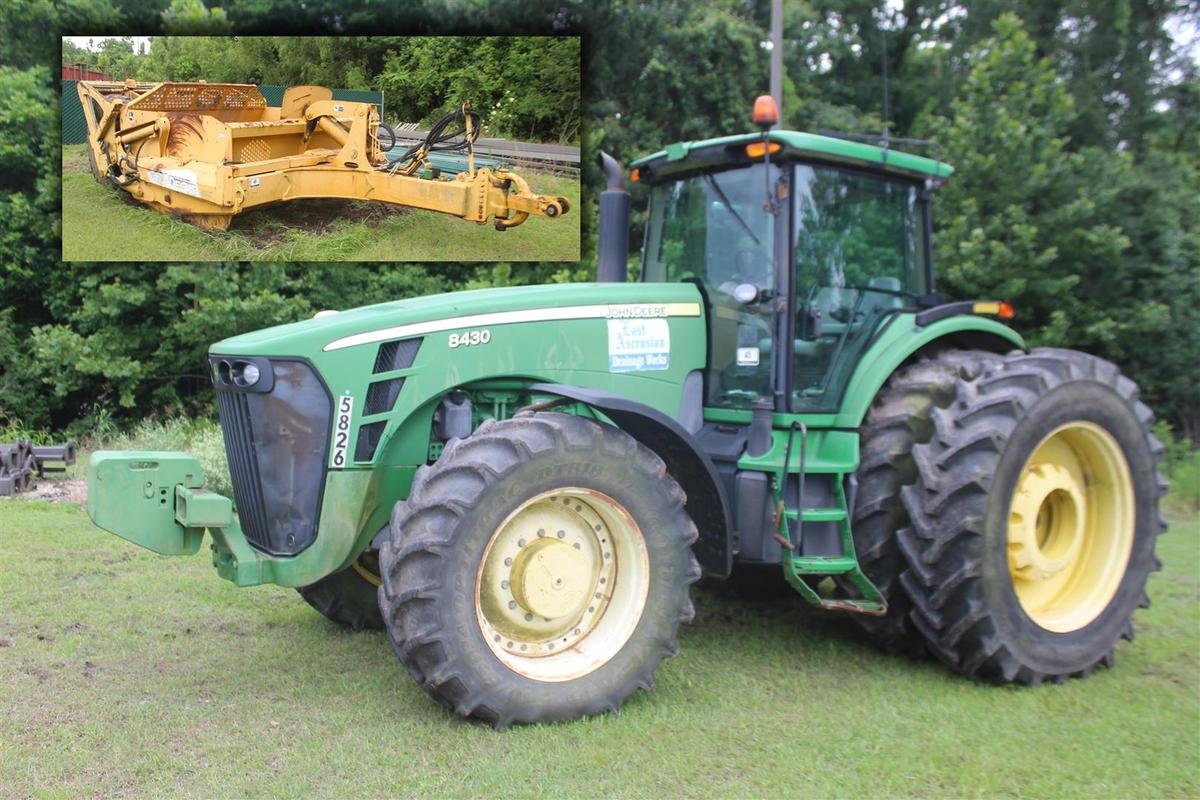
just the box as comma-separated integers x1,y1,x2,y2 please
596,151,631,283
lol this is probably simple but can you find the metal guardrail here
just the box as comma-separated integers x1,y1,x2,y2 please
391,122,580,175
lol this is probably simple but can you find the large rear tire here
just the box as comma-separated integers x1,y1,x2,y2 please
378,412,700,726
897,348,1167,683
842,350,1001,657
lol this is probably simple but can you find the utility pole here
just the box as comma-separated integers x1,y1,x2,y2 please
770,0,783,128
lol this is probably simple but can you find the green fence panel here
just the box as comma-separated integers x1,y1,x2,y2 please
61,82,383,145
257,84,286,106
63,81,88,145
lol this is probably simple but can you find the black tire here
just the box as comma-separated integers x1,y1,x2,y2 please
841,349,1001,657
296,551,384,631
896,347,1167,684
377,412,700,727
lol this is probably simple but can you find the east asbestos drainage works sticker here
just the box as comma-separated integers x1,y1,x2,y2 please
607,318,670,372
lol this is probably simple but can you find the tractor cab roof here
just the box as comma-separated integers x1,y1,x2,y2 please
631,130,953,185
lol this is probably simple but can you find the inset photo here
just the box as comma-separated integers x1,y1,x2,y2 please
61,35,580,261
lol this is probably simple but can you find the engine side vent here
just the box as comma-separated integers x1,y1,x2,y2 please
355,421,387,462
373,337,422,374
364,377,405,416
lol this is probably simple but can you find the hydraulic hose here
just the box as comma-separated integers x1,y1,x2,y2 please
385,105,481,172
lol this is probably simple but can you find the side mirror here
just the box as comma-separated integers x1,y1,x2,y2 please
732,283,760,305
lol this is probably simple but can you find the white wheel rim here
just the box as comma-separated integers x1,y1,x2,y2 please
475,487,650,682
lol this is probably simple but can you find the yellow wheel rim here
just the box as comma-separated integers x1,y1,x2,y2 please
352,551,382,587
1007,421,1135,632
475,488,650,682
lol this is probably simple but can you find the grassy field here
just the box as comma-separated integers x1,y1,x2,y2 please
0,490,1196,798
59,146,580,262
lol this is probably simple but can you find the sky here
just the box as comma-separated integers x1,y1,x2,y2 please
64,35,152,55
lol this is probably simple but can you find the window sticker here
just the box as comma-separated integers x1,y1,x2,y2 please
146,168,201,198
607,318,670,372
737,347,760,367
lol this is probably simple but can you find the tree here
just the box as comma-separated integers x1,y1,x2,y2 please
929,13,1199,437
161,0,231,33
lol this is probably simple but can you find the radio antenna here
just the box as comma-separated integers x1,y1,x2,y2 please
881,24,890,147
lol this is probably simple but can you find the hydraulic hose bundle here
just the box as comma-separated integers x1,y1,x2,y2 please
385,103,482,175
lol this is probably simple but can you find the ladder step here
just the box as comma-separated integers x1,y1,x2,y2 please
789,556,858,575
800,507,847,522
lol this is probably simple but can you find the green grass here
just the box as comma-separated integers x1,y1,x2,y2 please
60,145,580,262
1,494,1196,798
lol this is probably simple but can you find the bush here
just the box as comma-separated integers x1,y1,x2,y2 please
98,417,232,499
1154,420,1200,515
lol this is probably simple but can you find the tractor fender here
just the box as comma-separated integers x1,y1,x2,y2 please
833,315,1026,428
529,382,734,578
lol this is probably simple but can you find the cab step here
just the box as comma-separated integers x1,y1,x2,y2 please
788,555,858,575
770,422,887,616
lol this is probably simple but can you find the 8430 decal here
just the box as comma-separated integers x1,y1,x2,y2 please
448,329,491,348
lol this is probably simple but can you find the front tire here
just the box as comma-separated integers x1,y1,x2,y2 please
897,348,1167,683
378,412,700,726
296,551,385,630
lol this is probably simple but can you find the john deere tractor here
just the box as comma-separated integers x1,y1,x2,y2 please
86,100,1166,726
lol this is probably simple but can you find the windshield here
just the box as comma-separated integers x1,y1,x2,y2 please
641,160,930,413
642,163,782,408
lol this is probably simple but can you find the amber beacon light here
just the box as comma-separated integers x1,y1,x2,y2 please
752,94,779,129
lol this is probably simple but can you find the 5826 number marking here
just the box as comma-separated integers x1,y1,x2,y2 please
448,329,491,349
330,394,353,468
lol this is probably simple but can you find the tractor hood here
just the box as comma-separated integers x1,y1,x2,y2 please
210,282,706,357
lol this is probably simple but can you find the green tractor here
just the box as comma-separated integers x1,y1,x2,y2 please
86,102,1167,726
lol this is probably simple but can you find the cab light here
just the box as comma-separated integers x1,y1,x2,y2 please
630,167,640,183
973,301,1015,319
745,141,782,158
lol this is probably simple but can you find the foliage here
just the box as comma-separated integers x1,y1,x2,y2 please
1154,420,1200,515
63,35,580,142
99,416,232,497
378,36,580,142
160,0,231,33
928,14,1200,438
0,0,1198,437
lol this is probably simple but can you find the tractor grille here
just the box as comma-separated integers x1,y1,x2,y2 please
216,390,272,550
211,357,331,556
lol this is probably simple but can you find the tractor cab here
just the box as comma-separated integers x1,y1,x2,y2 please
632,127,950,415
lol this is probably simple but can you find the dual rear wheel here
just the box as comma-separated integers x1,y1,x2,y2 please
848,347,1165,683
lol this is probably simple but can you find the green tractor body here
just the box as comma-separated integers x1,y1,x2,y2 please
86,123,1165,726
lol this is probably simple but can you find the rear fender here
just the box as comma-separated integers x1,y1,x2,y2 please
835,315,1025,428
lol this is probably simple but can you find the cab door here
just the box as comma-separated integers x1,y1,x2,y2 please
788,164,930,412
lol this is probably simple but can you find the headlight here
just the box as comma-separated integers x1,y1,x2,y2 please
234,362,260,387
